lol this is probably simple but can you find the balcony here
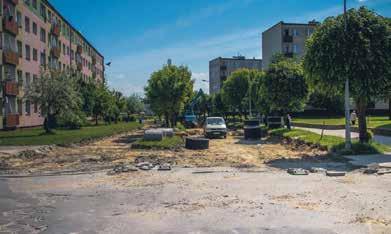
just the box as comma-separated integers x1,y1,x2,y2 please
51,47,61,58
6,0,18,5
3,50,19,66
5,114,19,129
284,52,294,58
283,35,293,43
77,45,83,54
51,24,60,37
4,80,19,96
3,17,18,35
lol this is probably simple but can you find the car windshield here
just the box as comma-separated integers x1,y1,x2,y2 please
207,118,224,125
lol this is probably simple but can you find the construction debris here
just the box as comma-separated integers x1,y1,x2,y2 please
326,171,346,177
108,164,138,175
310,167,327,173
158,163,172,171
287,168,309,175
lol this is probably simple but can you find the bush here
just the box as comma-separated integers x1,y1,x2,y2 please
57,111,87,129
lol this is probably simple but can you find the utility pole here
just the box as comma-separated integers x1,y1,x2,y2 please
344,0,352,150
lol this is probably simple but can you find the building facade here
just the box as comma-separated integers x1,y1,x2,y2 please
262,21,317,69
209,56,262,94
0,0,104,129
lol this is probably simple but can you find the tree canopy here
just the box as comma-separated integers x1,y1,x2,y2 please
145,64,193,127
304,7,391,142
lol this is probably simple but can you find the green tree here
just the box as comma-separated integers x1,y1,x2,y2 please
304,7,391,142
26,70,81,133
262,59,308,114
211,92,228,117
112,91,126,123
78,78,97,117
92,84,113,125
145,64,193,127
307,89,344,115
221,69,250,117
126,94,144,120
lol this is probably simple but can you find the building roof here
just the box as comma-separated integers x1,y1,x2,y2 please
262,20,318,34
44,0,104,59
210,56,262,63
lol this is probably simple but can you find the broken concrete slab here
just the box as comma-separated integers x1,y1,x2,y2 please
287,168,309,175
310,167,327,173
326,171,346,177
158,163,172,171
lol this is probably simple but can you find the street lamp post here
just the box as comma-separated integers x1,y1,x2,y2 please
344,0,352,150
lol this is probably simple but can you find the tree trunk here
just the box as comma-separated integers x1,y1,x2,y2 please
44,117,50,134
389,98,391,120
95,114,99,125
356,98,369,143
164,113,169,127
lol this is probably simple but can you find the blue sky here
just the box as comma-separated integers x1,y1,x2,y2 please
50,0,391,95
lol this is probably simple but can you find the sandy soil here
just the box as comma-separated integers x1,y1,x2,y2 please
0,129,326,174
2,168,391,234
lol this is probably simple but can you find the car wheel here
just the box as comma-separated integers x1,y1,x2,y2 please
185,137,209,150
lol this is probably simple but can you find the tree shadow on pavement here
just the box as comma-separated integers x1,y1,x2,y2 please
266,154,355,172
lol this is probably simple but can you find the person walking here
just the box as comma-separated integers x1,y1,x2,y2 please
286,114,292,130
350,111,357,125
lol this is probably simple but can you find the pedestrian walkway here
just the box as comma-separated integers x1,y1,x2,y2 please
295,127,391,146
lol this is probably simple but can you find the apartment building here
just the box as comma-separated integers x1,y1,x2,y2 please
262,21,318,69
0,0,105,129
209,56,262,94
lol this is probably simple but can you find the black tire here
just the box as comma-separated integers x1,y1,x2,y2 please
244,119,260,127
185,137,209,150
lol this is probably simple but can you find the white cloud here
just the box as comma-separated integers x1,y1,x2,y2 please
192,72,209,93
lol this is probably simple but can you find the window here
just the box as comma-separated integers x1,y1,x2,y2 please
16,11,22,28
18,99,23,115
67,46,70,55
24,0,30,6
293,44,299,53
32,22,37,35
33,48,38,61
25,100,31,115
40,52,46,66
17,70,23,84
17,41,22,58
40,28,46,42
40,3,46,20
34,102,38,113
25,45,31,60
25,16,30,33
25,72,31,88
293,29,299,36
32,0,37,9
63,44,66,55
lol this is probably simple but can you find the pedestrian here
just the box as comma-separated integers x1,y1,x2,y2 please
350,110,357,125
286,114,292,130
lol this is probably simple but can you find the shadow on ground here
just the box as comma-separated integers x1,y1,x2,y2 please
112,134,143,144
266,154,354,172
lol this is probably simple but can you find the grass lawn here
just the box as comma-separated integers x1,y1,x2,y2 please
293,116,391,129
270,128,391,155
0,122,141,146
132,136,183,149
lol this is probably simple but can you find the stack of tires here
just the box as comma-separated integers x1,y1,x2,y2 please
244,119,261,140
185,137,209,150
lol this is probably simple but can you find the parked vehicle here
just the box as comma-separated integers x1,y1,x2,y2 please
204,117,227,138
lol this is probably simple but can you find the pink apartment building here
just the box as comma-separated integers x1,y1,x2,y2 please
0,0,104,129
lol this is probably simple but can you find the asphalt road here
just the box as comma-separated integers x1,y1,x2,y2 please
1,166,391,234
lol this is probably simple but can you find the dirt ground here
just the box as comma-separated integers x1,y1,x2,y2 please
1,129,391,233
0,128,327,175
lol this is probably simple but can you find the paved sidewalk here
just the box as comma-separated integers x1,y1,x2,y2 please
295,127,391,146
344,153,391,167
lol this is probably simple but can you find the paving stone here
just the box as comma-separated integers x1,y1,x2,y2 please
287,168,309,175
326,171,346,177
